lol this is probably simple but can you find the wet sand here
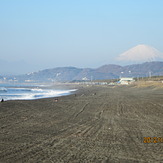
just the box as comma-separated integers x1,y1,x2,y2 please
0,85,163,162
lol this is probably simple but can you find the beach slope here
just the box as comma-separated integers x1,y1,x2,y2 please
0,85,163,162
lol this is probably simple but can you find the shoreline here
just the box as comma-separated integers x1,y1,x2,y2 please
0,83,79,101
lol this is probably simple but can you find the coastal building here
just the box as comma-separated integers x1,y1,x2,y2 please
119,77,135,85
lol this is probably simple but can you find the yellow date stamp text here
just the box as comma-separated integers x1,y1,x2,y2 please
144,137,163,143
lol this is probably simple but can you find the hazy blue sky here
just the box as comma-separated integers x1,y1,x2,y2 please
0,0,163,74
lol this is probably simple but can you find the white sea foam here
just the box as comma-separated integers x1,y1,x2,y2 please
0,86,77,101
0,87,7,92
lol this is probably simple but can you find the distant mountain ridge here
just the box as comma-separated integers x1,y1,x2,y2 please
2,61,163,83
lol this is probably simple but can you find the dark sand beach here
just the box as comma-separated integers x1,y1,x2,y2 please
0,85,163,163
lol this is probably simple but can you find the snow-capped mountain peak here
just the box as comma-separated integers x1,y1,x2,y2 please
117,44,163,62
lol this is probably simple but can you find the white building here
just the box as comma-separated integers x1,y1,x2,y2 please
119,77,135,85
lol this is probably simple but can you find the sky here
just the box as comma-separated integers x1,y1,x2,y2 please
0,0,163,74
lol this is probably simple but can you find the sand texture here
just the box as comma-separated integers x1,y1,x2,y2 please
0,85,163,163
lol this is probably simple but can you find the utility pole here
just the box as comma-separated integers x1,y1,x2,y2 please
91,76,93,82
120,72,124,79
149,71,152,78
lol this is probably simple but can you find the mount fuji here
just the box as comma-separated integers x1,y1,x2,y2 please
117,44,163,63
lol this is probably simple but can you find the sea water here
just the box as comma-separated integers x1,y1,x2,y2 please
0,84,76,101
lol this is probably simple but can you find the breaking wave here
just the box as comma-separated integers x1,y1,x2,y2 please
0,86,76,101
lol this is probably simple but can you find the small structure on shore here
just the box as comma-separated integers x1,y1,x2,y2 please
119,77,135,85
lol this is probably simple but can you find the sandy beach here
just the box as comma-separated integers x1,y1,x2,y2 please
0,85,163,163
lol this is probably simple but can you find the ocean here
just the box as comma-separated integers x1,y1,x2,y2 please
0,84,76,101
